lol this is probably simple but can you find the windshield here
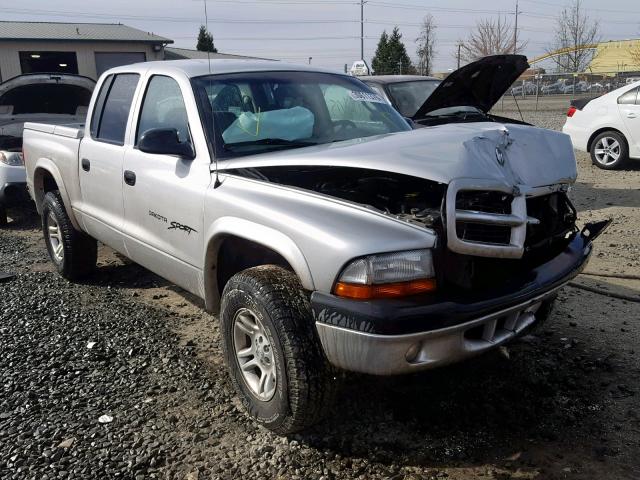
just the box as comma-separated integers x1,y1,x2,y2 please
385,80,440,117
0,83,92,115
192,71,410,158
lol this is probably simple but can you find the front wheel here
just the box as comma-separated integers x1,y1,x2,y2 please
42,191,97,280
590,131,630,170
220,265,337,434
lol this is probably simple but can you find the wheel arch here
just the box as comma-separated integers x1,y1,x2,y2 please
32,159,81,230
587,127,628,153
203,217,315,313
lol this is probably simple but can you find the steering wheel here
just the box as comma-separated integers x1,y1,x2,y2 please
333,119,357,134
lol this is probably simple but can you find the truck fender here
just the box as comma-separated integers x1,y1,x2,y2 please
32,158,81,231
203,216,315,312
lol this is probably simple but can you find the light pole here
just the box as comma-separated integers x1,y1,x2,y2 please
308,57,312,65
360,0,365,61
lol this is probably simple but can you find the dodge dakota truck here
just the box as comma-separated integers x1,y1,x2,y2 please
23,55,609,434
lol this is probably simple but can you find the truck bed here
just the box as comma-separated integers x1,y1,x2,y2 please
23,122,85,216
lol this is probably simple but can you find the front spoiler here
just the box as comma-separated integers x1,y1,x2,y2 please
312,220,610,375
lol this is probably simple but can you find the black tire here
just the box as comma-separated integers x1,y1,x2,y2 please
0,204,7,226
590,131,630,170
42,191,97,280
220,265,337,434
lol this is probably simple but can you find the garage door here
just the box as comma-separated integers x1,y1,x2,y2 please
95,52,146,76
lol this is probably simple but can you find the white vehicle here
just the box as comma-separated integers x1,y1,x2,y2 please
562,80,640,169
23,55,609,433
349,60,370,76
0,73,94,224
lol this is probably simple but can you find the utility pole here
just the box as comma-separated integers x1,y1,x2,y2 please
457,43,461,69
513,0,519,54
360,0,365,61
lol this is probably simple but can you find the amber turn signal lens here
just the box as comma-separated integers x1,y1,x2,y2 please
334,278,436,300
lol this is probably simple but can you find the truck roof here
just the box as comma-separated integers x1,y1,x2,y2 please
104,59,343,79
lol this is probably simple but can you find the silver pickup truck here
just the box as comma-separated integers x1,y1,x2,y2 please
23,55,608,434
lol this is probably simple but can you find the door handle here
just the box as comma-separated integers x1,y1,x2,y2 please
81,158,90,172
627,112,637,119
124,170,136,186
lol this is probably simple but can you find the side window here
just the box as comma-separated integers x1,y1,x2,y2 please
137,75,191,144
89,74,113,138
92,73,139,145
617,87,639,105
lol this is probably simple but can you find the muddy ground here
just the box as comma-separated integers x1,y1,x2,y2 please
1,108,638,479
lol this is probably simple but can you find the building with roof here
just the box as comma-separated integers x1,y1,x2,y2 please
164,47,272,62
0,21,172,81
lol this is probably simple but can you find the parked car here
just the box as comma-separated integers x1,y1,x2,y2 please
0,73,95,224
24,55,609,433
563,80,640,169
511,81,537,96
541,81,564,95
359,75,440,119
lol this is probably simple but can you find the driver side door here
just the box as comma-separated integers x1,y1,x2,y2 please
122,74,212,294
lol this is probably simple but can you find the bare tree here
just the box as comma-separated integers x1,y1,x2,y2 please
458,16,527,64
548,0,600,73
416,14,437,75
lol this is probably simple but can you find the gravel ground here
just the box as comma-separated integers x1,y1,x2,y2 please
1,106,639,479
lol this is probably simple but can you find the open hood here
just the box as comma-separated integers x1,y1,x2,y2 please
412,54,529,119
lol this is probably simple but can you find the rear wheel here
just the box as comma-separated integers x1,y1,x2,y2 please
42,191,97,280
590,131,630,170
220,265,337,434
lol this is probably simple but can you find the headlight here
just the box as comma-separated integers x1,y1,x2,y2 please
334,249,436,300
0,151,24,166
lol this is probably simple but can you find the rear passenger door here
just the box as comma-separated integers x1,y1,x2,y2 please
78,73,140,250
618,86,640,154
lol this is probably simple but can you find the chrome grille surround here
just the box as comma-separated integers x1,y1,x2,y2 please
446,179,570,259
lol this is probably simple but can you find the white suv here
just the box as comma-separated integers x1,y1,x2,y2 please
562,81,640,169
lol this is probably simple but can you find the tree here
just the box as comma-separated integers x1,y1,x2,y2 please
548,0,600,73
458,16,527,64
416,14,437,75
371,31,390,75
371,27,415,75
197,25,218,53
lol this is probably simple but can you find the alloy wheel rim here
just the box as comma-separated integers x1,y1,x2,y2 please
594,137,621,165
47,212,64,262
232,308,277,401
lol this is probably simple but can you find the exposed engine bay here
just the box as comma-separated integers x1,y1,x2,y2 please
228,166,446,227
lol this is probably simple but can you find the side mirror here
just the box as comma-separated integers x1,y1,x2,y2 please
138,128,195,160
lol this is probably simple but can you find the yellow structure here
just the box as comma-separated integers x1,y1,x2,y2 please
588,39,640,73
528,39,640,74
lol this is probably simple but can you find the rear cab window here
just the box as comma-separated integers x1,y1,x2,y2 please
90,73,140,145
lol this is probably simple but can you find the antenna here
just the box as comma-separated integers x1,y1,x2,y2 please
203,0,221,188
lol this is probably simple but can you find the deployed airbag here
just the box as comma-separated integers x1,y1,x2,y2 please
222,106,315,143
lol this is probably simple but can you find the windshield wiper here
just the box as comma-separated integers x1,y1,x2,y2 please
224,138,318,151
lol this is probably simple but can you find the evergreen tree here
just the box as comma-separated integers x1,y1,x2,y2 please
196,25,218,53
371,31,391,75
371,28,415,75
386,27,415,74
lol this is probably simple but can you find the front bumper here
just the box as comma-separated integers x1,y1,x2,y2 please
312,221,610,375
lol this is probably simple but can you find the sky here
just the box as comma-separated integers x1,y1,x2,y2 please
2,0,640,72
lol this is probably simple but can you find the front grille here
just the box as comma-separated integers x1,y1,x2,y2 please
446,179,575,260
456,222,511,244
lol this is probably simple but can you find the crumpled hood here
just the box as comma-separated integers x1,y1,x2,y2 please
221,122,577,188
